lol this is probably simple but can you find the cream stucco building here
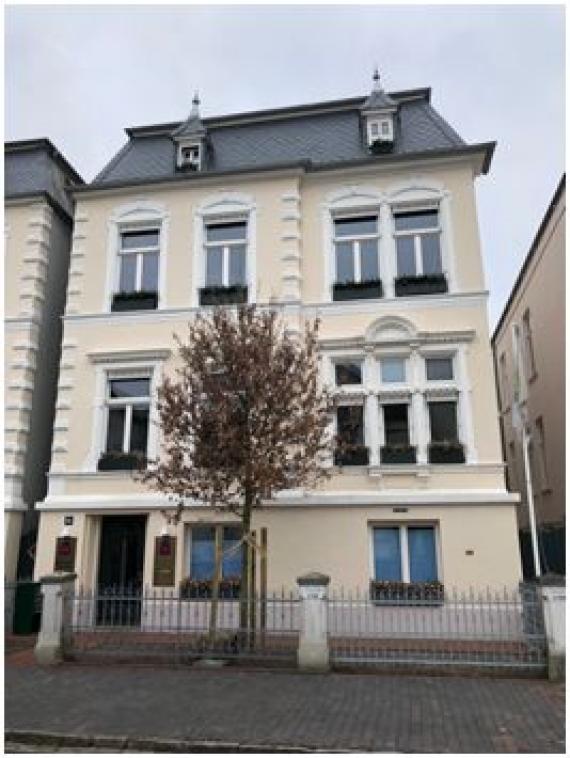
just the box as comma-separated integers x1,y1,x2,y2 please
5,139,83,580
33,79,522,596
492,176,565,577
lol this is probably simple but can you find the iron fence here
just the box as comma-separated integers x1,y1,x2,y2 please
70,586,300,664
327,584,546,672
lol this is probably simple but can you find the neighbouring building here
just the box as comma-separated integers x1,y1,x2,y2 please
33,75,522,603
492,176,565,578
4,139,83,580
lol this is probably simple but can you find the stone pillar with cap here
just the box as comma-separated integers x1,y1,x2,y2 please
296,571,330,671
34,573,76,665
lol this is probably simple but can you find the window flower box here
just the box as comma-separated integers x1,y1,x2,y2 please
381,444,417,465
97,452,147,471
428,441,465,464
199,286,248,306
369,139,394,155
370,580,444,606
334,445,370,467
180,577,241,599
333,280,383,301
111,291,158,311
395,274,448,297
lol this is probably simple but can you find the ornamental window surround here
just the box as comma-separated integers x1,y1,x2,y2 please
393,207,443,278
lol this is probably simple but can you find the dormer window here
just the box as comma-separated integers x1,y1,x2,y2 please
367,117,393,147
177,142,202,171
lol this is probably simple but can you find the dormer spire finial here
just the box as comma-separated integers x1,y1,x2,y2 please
372,66,381,92
191,91,200,116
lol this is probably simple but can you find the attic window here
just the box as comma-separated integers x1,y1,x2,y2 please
367,118,393,146
178,142,202,171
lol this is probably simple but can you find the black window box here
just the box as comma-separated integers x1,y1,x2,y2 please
428,442,465,464
180,579,241,599
381,445,417,464
111,291,158,311
199,286,248,306
395,274,448,297
370,580,444,606
369,139,394,155
334,445,370,466
97,452,147,471
333,280,383,301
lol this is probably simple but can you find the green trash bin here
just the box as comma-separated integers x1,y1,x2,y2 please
13,581,42,635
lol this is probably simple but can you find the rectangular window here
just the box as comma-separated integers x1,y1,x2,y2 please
522,309,537,380
535,417,549,490
383,404,410,447
333,215,379,284
428,401,459,443
335,362,362,386
394,209,442,277
373,525,437,583
105,377,150,455
499,352,509,410
336,405,364,446
381,357,406,383
425,356,454,381
118,229,160,294
189,525,242,580
205,221,247,287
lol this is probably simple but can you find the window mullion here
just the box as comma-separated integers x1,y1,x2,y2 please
400,526,410,583
223,245,229,287
135,253,143,291
354,241,361,283
123,404,132,453
414,235,422,276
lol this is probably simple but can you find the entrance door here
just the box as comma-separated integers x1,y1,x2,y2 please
97,515,146,626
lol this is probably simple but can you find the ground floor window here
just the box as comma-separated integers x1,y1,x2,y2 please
373,524,438,583
184,525,242,597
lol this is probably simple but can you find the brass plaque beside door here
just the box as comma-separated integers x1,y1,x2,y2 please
153,536,176,587
54,536,77,573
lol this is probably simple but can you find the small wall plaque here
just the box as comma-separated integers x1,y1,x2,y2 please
64,515,74,526
54,536,77,572
153,536,176,587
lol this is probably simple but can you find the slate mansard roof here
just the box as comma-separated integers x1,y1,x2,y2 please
5,139,84,218
90,88,494,190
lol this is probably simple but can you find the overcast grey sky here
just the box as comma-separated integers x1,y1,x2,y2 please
5,4,565,327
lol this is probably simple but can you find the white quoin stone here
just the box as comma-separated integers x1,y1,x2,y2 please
540,585,565,681
34,573,76,665
297,572,330,671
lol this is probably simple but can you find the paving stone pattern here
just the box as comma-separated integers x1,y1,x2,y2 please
5,664,565,753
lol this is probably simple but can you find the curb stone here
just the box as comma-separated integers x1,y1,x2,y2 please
5,731,357,754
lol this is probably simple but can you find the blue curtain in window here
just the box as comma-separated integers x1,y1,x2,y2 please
408,527,437,582
374,528,402,581
222,527,242,579
190,527,215,580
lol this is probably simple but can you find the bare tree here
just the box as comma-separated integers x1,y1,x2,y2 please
140,305,334,635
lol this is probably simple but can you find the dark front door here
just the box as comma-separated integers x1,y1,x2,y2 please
97,515,146,626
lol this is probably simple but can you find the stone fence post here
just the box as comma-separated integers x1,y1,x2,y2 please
296,572,330,672
540,585,565,681
34,573,76,665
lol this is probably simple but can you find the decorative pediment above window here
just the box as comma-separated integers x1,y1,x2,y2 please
365,316,417,345
172,92,207,171
361,69,398,153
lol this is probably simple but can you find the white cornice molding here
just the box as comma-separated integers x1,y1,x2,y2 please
63,291,490,327
37,487,519,512
87,348,172,364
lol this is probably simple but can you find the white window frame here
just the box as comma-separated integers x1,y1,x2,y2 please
85,354,167,472
380,355,408,385
369,522,441,584
424,354,455,383
177,140,202,170
116,226,160,294
366,117,393,145
393,204,443,278
333,358,364,387
105,201,170,312
332,212,381,287
193,194,257,307
379,398,413,448
204,218,248,288
104,375,151,455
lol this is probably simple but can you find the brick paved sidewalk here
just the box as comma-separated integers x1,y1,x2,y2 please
5,663,565,753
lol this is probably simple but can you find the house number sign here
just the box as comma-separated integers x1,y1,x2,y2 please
153,536,176,587
54,536,77,573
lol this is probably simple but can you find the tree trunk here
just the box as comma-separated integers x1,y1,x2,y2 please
239,492,252,646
